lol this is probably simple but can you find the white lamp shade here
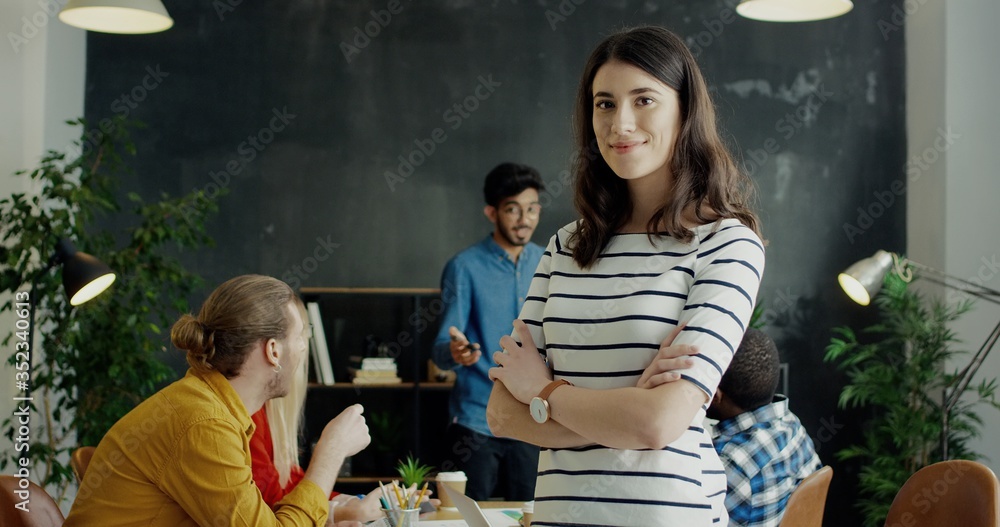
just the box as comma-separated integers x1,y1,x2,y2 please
737,0,853,22
838,272,873,306
838,250,894,306
53,239,116,306
69,273,116,306
59,0,173,34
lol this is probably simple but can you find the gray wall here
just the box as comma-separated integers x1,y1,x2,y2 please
907,0,1000,470
944,0,1000,475
0,1,87,512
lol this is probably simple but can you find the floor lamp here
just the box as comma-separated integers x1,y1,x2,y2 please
838,250,1000,460
19,239,115,464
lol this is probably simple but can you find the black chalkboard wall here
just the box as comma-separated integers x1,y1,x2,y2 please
85,1,906,524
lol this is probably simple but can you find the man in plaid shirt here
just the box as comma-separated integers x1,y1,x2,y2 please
709,328,822,527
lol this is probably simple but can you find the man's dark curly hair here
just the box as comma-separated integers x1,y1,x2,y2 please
719,328,781,411
483,162,544,207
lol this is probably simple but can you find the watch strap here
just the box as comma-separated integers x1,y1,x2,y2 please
538,379,573,401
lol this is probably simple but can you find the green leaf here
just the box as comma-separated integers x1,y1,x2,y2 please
824,265,998,526
395,455,434,487
0,116,220,502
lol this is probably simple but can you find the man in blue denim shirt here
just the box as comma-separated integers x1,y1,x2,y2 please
432,162,545,501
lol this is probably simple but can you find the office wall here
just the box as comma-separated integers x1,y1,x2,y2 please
943,0,1000,469
0,0,32,475
0,0,86,509
908,0,1000,472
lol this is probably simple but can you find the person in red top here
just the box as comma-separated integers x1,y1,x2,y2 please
249,316,434,525
250,406,386,526
250,408,338,504
246,304,385,526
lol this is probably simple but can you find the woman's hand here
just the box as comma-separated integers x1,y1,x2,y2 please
332,487,384,523
489,320,552,404
636,324,698,389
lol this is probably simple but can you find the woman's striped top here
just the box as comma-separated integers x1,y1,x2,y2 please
522,218,765,527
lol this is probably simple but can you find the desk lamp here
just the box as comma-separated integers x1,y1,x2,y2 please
26,238,116,369
19,239,115,464
838,250,1000,460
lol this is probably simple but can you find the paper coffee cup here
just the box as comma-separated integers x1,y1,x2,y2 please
435,471,467,509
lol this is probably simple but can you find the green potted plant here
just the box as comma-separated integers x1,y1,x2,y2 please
367,410,404,474
0,117,220,501
825,266,1000,526
396,454,433,488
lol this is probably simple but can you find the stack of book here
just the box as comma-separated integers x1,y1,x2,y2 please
352,357,401,385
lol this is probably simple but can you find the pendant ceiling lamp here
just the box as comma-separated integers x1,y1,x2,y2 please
736,0,853,22
58,0,173,34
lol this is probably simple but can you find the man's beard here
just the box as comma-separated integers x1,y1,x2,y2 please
501,225,532,246
264,368,288,400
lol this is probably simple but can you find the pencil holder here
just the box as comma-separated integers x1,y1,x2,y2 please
381,507,420,526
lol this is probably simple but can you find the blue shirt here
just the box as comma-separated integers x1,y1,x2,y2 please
713,395,823,527
432,234,543,437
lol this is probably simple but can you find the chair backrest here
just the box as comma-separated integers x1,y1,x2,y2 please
70,446,96,484
884,460,1000,527
778,465,834,527
0,475,65,527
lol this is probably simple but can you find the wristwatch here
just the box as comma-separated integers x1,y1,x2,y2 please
529,379,573,424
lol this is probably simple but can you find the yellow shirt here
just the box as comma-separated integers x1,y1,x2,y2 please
65,368,328,527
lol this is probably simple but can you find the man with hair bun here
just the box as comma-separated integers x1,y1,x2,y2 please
65,274,370,527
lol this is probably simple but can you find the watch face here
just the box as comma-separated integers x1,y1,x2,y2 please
530,397,548,423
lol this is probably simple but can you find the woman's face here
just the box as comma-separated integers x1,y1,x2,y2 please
591,60,682,185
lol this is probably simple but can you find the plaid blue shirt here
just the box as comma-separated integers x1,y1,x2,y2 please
713,395,822,527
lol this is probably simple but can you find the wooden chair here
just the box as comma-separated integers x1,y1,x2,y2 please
778,465,833,527
0,475,65,527
70,446,96,484
884,460,999,527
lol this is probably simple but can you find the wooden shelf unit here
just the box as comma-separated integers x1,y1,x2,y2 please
299,287,449,488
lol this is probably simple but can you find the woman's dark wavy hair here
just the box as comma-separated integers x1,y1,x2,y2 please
568,26,761,268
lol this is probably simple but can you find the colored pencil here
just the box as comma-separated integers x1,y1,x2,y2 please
391,480,405,509
377,481,389,507
414,481,429,508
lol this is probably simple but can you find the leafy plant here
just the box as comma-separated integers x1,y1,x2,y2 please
396,454,433,487
824,266,1000,526
369,410,403,457
750,298,765,329
0,117,220,501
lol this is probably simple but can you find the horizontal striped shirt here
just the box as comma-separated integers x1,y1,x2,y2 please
522,219,765,527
